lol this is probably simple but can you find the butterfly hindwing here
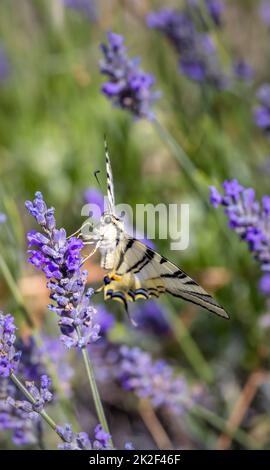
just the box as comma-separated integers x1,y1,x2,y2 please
103,236,229,319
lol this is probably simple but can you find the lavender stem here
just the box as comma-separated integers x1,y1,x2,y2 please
10,373,64,441
76,326,113,448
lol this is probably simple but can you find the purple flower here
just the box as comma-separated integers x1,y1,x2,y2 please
25,192,100,349
117,346,190,413
133,301,171,336
62,0,97,21
209,186,222,208
95,305,115,336
205,0,224,26
209,180,270,295
84,187,104,220
233,60,254,82
100,32,160,119
260,1,270,27
0,213,6,224
254,84,270,137
8,375,53,419
17,335,74,397
0,44,10,81
0,378,37,446
259,274,270,295
0,313,21,377
57,423,111,450
147,7,227,88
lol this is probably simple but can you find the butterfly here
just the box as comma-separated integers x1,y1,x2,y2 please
81,140,229,323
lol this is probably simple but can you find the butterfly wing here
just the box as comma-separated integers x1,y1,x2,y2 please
103,236,229,319
104,138,115,214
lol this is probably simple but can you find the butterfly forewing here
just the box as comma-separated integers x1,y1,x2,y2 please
108,236,229,319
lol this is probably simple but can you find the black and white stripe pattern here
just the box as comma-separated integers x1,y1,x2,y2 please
111,236,229,319
104,138,115,213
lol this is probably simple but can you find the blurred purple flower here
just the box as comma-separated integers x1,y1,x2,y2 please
95,305,115,336
57,423,111,450
100,32,160,119
233,60,254,82
254,84,270,137
209,180,270,295
84,187,104,219
133,301,171,336
205,0,224,26
40,336,74,396
259,274,270,295
0,213,6,224
117,346,190,413
187,0,224,27
260,1,270,27
17,337,44,382
25,192,100,349
17,335,74,397
147,7,227,88
0,313,21,377
0,44,10,82
62,0,97,21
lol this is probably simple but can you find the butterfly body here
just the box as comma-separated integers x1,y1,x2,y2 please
82,140,229,321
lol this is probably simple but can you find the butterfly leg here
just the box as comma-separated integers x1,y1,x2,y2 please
81,241,101,264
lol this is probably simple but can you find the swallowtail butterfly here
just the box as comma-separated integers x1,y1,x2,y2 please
81,141,229,323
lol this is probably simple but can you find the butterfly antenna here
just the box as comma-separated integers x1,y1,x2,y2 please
94,170,102,191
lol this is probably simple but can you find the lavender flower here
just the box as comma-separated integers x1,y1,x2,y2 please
254,84,270,137
210,180,270,293
95,305,115,336
205,0,224,26
147,8,227,88
117,346,189,413
0,213,6,224
7,375,53,419
62,0,97,21
260,0,270,27
100,32,160,119
84,187,104,219
0,44,10,81
233,60,254,82
0,378,37,446
187,0,224,27
25,192,100,349
0,313,21,377
259,273,270,295
17,335,74,397
57,423,111,450
40,336,74,396
133,301,171,336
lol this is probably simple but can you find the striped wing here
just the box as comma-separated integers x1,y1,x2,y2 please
104,138,115,213
104,236,229,319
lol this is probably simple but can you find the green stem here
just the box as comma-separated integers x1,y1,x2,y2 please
153,118,208,204
10,373,64,441
190,404,259,450
165,305,214,384
0,253,34,328
76,326,114,448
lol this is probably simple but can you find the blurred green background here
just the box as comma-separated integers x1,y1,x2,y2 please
1,0,270,450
